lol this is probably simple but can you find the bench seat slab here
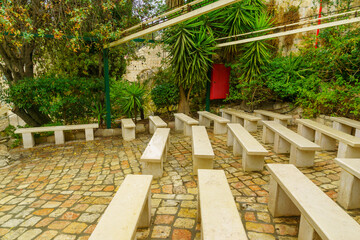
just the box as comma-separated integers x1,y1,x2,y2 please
121,118,135,141
192,126,214,175
198,169,248,240
267,164,360,240
89,175,153,240
149,116,167,134
174,113,198,136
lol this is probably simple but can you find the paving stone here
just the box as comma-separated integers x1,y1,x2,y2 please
63,222,88,234
18,229,42,240
2,218,24,228
172,229,192,240
151,226,171,238
78,213,100,223
248,232,276,240
173,218,195,229
20,216,42,227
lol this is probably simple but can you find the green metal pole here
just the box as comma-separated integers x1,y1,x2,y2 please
103,48,111,129
205,68,212,111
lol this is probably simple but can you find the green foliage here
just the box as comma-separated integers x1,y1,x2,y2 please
151,83,179,112
111,80,147,121
2,76,104,124
2,125,21,148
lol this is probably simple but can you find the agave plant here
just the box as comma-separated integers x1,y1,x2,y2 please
119,82,146,122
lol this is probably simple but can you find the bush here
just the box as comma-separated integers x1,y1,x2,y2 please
151,83,179,112
2,76,104,124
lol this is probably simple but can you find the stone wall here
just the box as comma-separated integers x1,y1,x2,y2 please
123,44,168,82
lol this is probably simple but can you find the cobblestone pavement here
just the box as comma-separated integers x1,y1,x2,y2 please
0,126,360,240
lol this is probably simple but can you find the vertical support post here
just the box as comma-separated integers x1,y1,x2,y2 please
103,48,111,129
205,68,212,111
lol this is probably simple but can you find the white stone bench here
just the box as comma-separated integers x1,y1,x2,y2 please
140,128,170,178
192,126,214,175
254,110,292,126
227,123,268,171
197,169,248,240
297,119,360,158
14,123,99,148
221,108,260,132
121,118,136,141
174,113,199,136
89,174,153,240
148,116,167,134
262,121,321,167
198,111,230,134
331,117,360,137
334,158,360,210
267,164,360,240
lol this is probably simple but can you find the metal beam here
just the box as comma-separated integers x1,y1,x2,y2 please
216,17,360,48
106,0,241,48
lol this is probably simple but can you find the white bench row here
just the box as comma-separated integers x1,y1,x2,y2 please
174,113,199,136
227,123,268,171
15,123,99,148
267,164,360,240
221,108,260,132
254,109,292,126
331,116,360,137
140,128,170,178
198,111,230,134
262,121,321,167
149,116,167,134
91,170,248,240
297,119,360,158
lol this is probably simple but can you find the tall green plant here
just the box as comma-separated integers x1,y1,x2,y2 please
119,82,146,122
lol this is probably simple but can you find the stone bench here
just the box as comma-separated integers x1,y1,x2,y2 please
334,158,360,210
262,121,321,167
331,116,360,137
192,126,214,175
174,113,199,136
121,118,136,141
220,108,260,132
267,164,360,240
198,111,230,134
297,119,360,158
140,128,170,178
197,169,248,240
89,174,153,240
149,116,167,134
227,123,268,171
14,123,99,148
254,110,292,126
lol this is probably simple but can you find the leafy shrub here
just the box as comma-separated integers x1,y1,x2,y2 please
1,76,104,124
151,83,179,112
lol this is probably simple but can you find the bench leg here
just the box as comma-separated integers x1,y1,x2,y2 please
175,117,183,132
193,156,213,175
355,129,360,138
184,123,193,136
233,139,242,156
22,133,35,148
149,120,154,134
337,170,360,209
138,189,152,228
333,122,352,135
274,134,291,154
227,131,234,147
85,129,94,141
315,132,336,151
244,120,257,132
242,152,264,171
337,142,360,158
222,112,231,121
274,118,288,127
122,127,135,141
268,176,300,217
298,215,321,240
233,116,244,125
142,161,163,179
289,145,315,167
256,114,268,126
214,122,227,134
199,115,211,127
298,124,315,142
54,130,65,145
262,126,274,144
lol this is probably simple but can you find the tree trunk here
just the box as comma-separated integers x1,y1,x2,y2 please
177,85,190,115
